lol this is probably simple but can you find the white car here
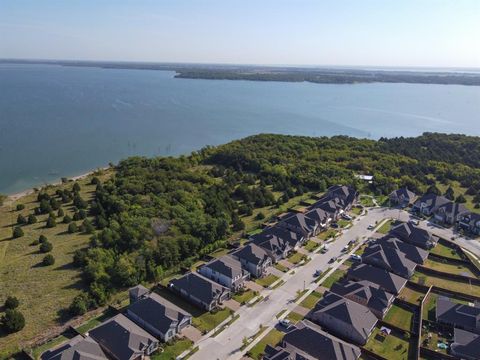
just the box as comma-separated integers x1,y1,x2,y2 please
279,319,291,328
367,224,375,230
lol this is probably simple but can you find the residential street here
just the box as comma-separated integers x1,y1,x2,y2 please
189,207,393,360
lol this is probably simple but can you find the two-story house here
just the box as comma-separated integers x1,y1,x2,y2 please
198,255,250,292
231,243,272,278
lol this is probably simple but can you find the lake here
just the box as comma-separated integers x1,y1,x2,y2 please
1,63,479,194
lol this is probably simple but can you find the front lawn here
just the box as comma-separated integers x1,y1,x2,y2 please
287,252,306,265
321,269,346,288
384,304,413,331
304,240,319,252
274,262,288,272
286,311,304,324
233,289,256,304
192,308,233,333
318,229,337,240
365,328,411,360
299,291,322,309
153,339,193,360
377,219,393,234
255,274,279,288
351,207,363,216
247,329,284,360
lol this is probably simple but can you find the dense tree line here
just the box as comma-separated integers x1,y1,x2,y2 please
69,133,480,314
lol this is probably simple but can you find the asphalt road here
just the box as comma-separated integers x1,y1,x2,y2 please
189,208,392,360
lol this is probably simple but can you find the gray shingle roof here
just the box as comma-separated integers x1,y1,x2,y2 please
390,188,416,202
377,235,428,264
201,255,246,279
436,296,480,333
280,321,361,360
347,263,407,294
129,285,149,301
330,280,394,317
127,292,191,334
41,336,107,360
436,202,468,218
451,328,480,360
310,292,377,344
232,243,270,266
89,314,157,360
279,213,317,235
170,272,229,305
252,226,300,251
362,243,417,278
414,193,451,212
305,208,330,224
391,222,438,249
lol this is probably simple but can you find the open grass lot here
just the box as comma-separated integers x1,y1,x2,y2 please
377,219,393,234
412,271,480,297
430,242,463,260
303,240,319,252
0,171,112,356
233,289,256,304
321,269,346,288
247,329,284,360
423,258,476,277
255,274,279,288
287,251,305,265
299,291,322,309
192,308,233,333
365,328,411,360
398,286,426,305
384,304,414,331
153,338,193,360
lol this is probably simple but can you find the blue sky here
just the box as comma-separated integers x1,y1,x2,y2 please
0,0,479,67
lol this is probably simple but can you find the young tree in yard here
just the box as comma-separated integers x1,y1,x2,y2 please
39,234,48,243
40,241,53,253
12,226,24,238
46,216,57,228
28,214,37,224
4,296,19,310
42,254,55,266
1,309,25,333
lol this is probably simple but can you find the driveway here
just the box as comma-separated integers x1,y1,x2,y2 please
189,208,391,360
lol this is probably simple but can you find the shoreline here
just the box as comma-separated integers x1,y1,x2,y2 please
5,166,110,203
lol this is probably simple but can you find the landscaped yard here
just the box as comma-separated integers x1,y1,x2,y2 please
422,293,437,321
337,219,351,228
384,304,414,331
153,338,193,360
318,229,337,240
351,207,363,216
287,251,306,265
255,274,279,288
286,311,304,324
233,289,256,304
377,219,394,234
192,308,233,333
365,328,411,360
247,329,284,360
422,258,476,277
430,242,463,260
398,286,425,305
274,262,289,272
304,240,319,252
299,291,322,309
412,271,480,297
321,269,346,288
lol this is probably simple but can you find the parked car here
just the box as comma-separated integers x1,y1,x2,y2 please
331,223,339,228
342,214,352,220
367,224,375,230
409,219,420,226
328,256,337,264
321,245,329,253
314,269,323,277
341,245,349,253
279,319,291,328
350,254,362,262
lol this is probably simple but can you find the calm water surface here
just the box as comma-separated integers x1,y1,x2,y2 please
1,64,479,194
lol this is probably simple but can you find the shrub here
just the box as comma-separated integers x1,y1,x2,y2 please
4,296,19,310
1,309,25,333
57,208,64,217
46,216,56,228
42,254,55,266
16,204,25,211
73,182,81,192
63,215,72,224
69,294,89,316
91,177,100,185
17,214,27,225
39,234,48,243
12,227,24,238
255,212,265,220
68,222,78,233
40,241,53,253
27,214,37,224
456,194,467,203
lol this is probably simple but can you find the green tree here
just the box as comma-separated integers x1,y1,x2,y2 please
42,254,55,266
39,234,48,243
68,222,78,233
46,216,57,228
57,208,64,217
17,214,27,225
456,194,467,203
444,186,455,200
4,296,19,310
27,214,37,224
69,294,89,316
16,204,25,211
12,227,24,238
73,182,81,192
63,215,72,224
1,309,25,333
40,241,53,253
426,184,441,195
